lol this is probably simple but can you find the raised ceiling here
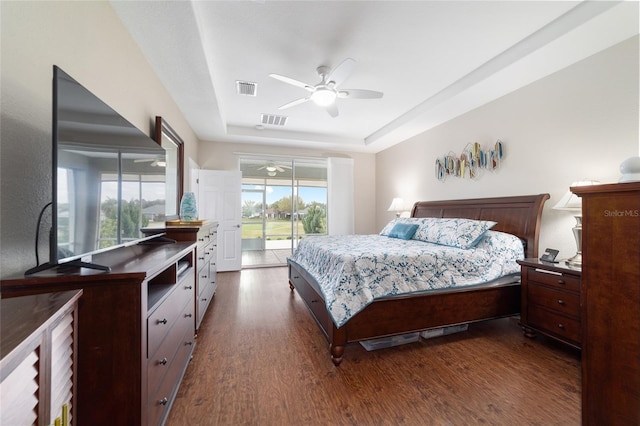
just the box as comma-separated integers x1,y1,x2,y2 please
111,1,638,154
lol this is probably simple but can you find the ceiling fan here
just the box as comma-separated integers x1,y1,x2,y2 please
257,162,291,173
134,157,166,167
269,58,383,117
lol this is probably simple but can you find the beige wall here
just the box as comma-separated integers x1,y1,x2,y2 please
376,36,639,260
197,141,376,235
1,2,198,276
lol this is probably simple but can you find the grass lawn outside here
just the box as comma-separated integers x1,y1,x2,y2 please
242,219,305,239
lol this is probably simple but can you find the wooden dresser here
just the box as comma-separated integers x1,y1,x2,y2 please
143,221,218,329
1,241,197,426
517,258,582,349
1,290,82,426
572,182,640,425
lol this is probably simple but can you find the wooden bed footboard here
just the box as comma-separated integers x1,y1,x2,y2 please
289,260,521,365
288,193,549,365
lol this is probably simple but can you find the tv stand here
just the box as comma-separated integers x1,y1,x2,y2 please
2,241,197,425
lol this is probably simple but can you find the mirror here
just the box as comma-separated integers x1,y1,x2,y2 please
155,116,184,219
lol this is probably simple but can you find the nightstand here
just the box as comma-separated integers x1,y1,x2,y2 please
517,258,582,349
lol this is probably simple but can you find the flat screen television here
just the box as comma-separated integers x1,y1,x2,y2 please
25,66,173,274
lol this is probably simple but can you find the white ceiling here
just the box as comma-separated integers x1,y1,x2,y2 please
111,1,638,154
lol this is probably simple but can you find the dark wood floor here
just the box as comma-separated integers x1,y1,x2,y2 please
167,267,581,425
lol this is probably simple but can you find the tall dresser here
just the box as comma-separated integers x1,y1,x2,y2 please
572,182,640,425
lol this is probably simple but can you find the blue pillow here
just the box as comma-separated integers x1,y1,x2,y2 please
388,223,419,240
379,218,424,236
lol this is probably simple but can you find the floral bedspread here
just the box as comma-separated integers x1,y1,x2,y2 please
288,231,524,328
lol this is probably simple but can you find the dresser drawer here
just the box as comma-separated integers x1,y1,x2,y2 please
527,268,580,292
528,305,580,344
147,327,194,426
528,284,580,319
148,297,194,397
148,273,194,357
197,278,217,322
198,263,212,297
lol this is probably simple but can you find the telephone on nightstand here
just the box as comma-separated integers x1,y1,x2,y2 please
540,248,559,263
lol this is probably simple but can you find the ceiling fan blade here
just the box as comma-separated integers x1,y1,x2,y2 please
325,102,339,118
326,58,355,87
275,166,285,172
278,96,311,110
269,74,314,91
338,89,384,99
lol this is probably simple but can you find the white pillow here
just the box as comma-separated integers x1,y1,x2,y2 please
412,218,497,249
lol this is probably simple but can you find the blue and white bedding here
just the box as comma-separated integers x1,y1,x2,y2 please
288,229,524,328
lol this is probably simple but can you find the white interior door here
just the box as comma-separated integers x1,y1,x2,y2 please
198,170,242,271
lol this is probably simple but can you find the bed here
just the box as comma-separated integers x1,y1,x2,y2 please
287,194,549,365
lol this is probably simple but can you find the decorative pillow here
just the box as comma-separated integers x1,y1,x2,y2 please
387,223,419,240
379,218,425,236
412,218,497,249
475,230,525,258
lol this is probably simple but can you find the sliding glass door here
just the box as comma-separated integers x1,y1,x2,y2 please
239,157,327,267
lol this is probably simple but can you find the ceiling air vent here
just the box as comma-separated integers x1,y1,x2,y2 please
260,113,288,126
236,80,257,96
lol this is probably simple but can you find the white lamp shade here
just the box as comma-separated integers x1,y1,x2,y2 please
553,180,600,211
387,197,405,212
620,156,640,182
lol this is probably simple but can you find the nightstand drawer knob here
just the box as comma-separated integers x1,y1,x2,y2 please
558,323,565,329
557,279,565,285
557,299,565,305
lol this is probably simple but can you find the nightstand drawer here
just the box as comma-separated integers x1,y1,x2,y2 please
528,284,580,318
528,305,580,344
527,268,580,292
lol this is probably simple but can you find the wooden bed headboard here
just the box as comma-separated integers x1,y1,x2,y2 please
411,194,550,258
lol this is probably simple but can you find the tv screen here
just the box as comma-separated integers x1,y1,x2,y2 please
45,66,170,271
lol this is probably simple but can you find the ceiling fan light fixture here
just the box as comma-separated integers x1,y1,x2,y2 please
267,171,277,177
311,88,337,106
265,165,277,172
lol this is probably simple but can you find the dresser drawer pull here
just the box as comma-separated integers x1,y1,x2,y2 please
202,275,208,279
185,313,193,318
293,275,300,279
557,299,565,305
198,256,205,261
557,323,565,329
159,397,168,406
202,298,208,302
185,285,193,290
157,318,168,325
158,357,168,365
186,341,194,346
